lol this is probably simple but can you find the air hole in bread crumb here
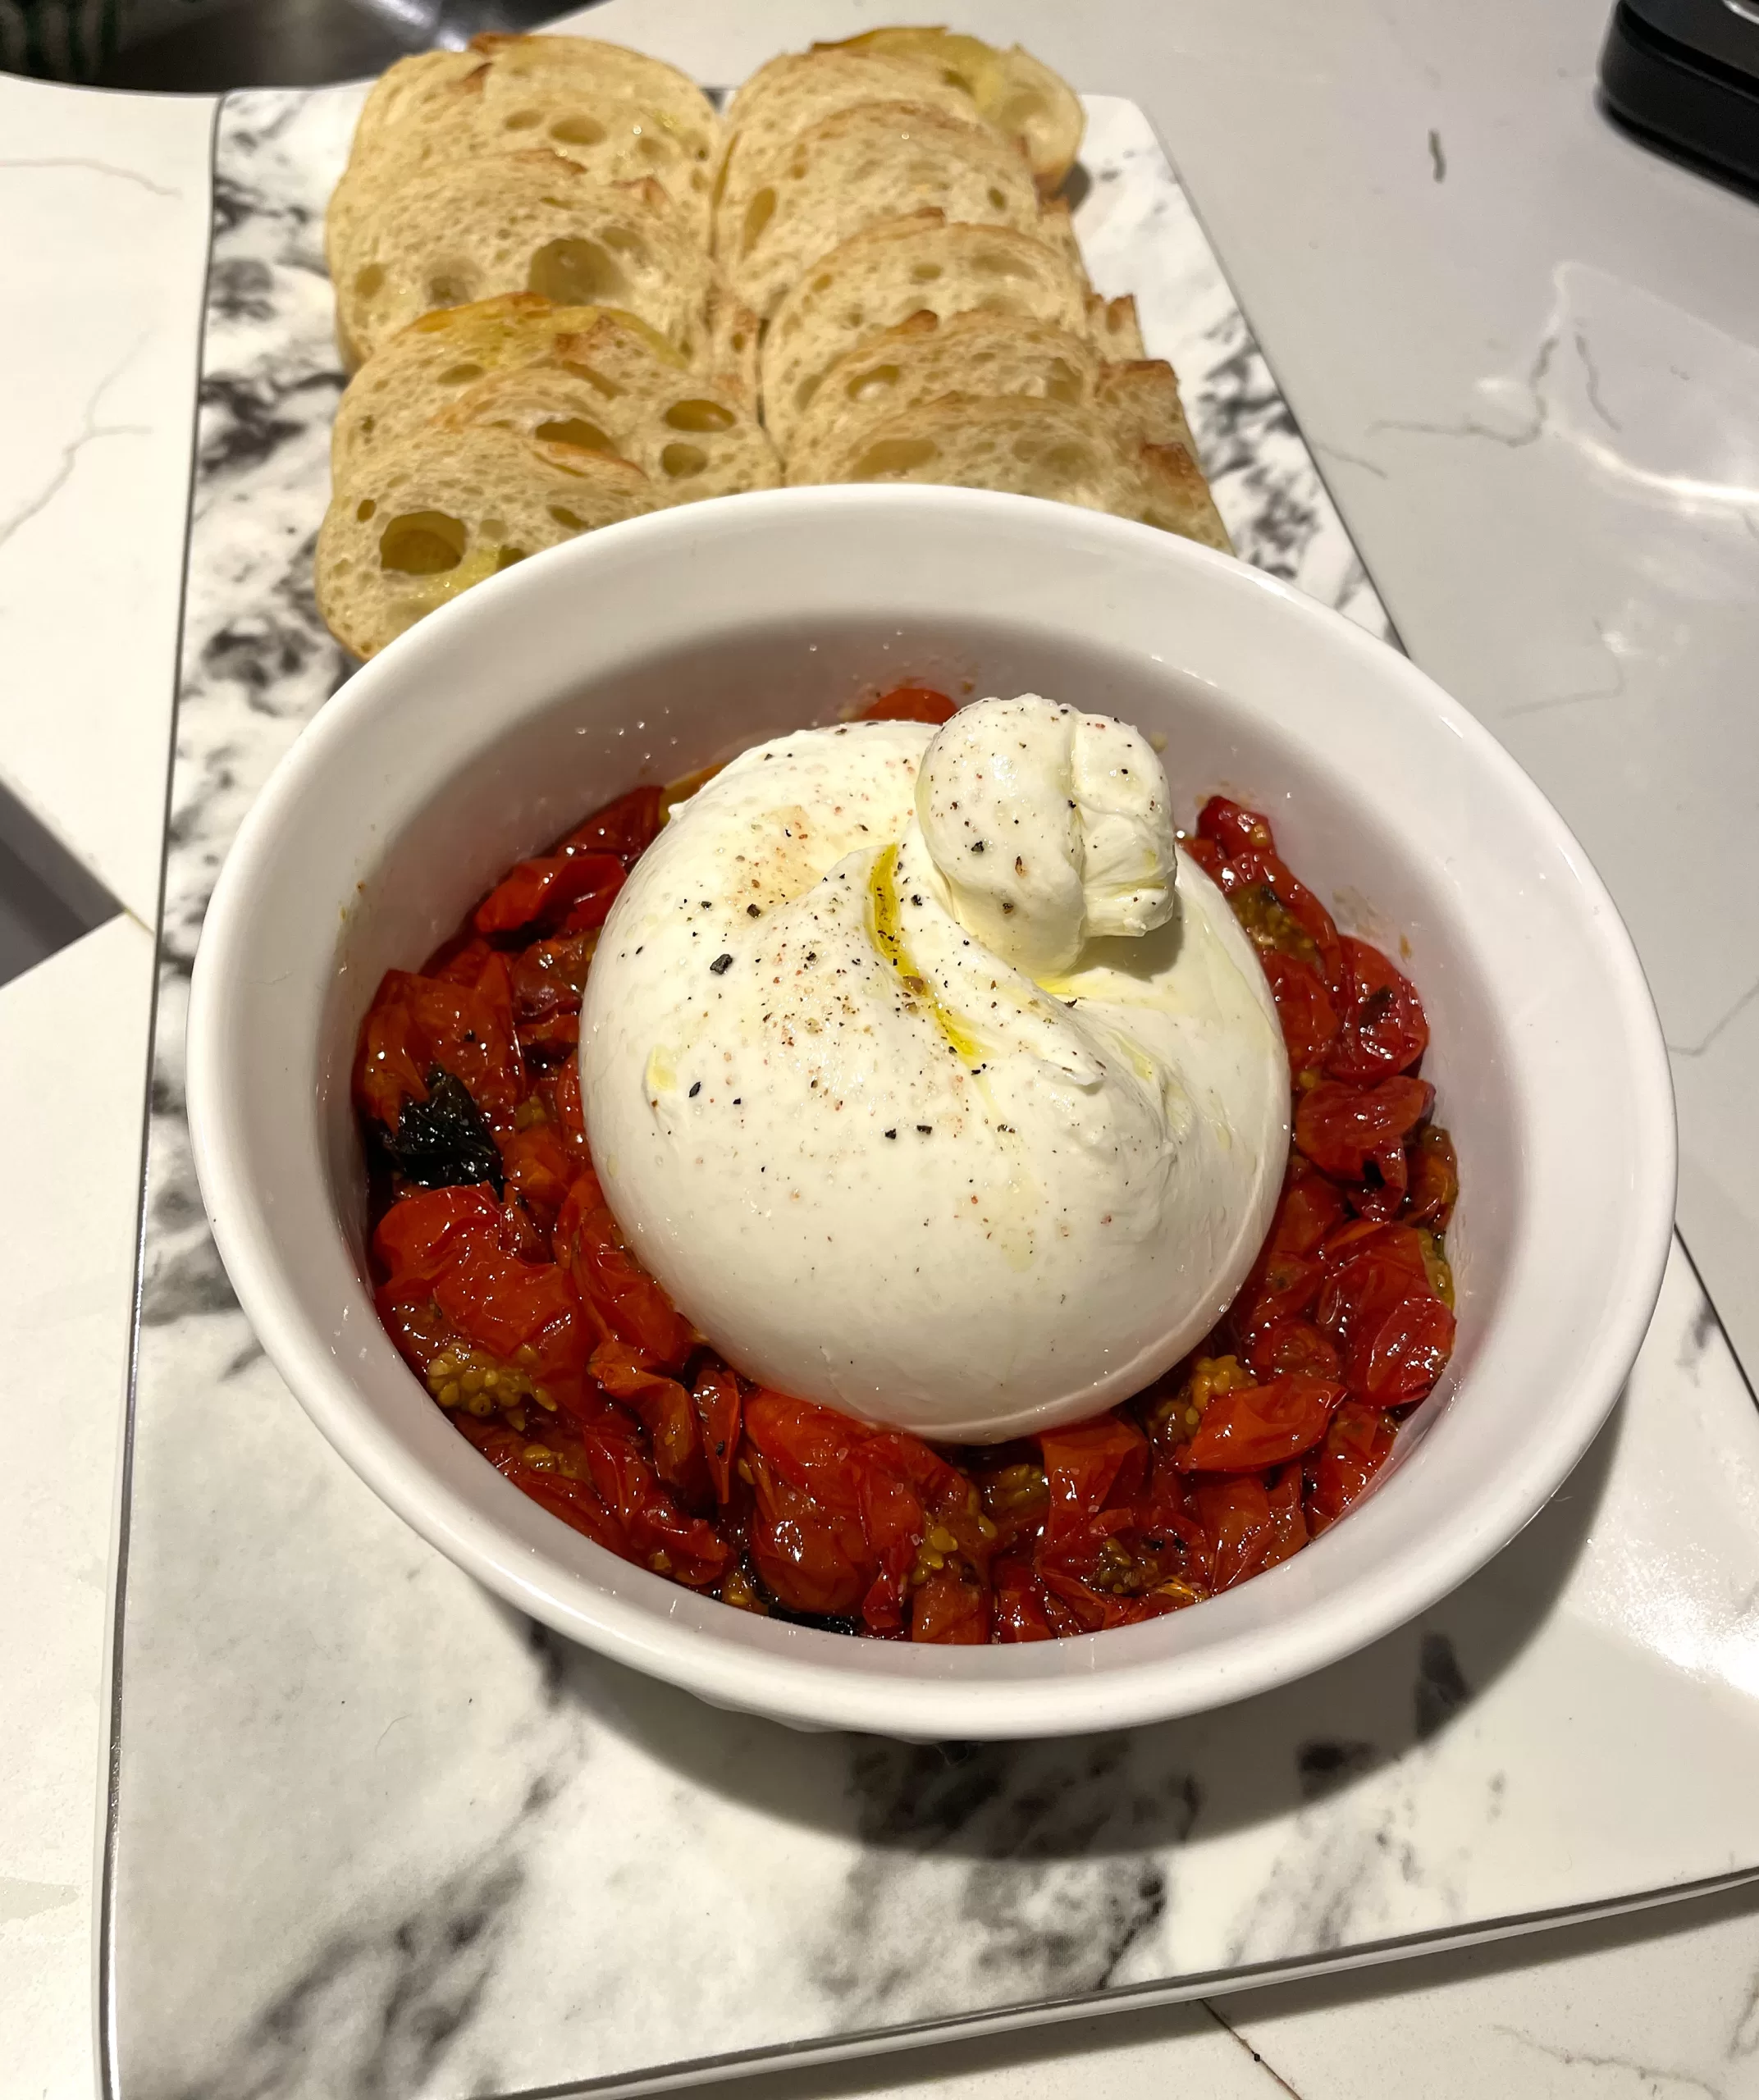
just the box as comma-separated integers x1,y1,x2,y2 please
852,437,937,479
660,442,708,479
427,275,471,308
665,398,734,432
355,498,377,522
504,108,541,130
793,372,823,411
848,363,899,402
380,511,467,574
1038,442,1092,476
528,238,625,304
1047,361,1081,404
972,253,1030,278
548,507,589,530
353,263,384,298
986,186,1007,210
358,414,377,437
911,262,943,282
551,112,607,145
811,272,832,294
537,417,615,452
436,362,486,386
480,518,507,539
742,188,777,257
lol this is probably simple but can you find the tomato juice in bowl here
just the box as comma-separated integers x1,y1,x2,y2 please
186,486,1675,1739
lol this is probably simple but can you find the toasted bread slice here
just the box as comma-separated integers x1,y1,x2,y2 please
331,154,716,370
718,98,1042,319
434,353,780,504
716,48,976,217
760,211,1092,451
330,84,718,256
1090,357,1231,545
1136,440,1231,551
1090,291,1145,361
332,38,721,256
806,389,1229,549
466,34,717,137
331,294,754,476
318,425,656,658
806,390,1135,509
1094,359,1204,462
347,49,484,166
816,29,1084,192
786,309,1102,482
349,36,718,168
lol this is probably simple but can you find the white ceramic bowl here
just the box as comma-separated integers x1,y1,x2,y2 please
187,487,1675,1740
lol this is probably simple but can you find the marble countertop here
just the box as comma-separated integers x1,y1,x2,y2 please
5,2,1759,2094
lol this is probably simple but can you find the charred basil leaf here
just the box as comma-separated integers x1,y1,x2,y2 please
385,1068,503,1193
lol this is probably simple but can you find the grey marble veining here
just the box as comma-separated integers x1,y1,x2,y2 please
105,84,1759,2100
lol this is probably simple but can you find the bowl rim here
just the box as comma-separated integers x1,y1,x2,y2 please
187,486,1678,1738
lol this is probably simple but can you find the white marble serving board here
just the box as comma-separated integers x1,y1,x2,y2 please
101,82,1759,2100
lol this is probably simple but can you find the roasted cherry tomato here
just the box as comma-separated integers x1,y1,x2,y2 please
1295,1076,1433,1182
555,1171,695,1368
1405,1123,1460,1227
1326,937,1429,1084
590,1340,714,1513
559,783,665,865
1178,1375,1343,1472
474,851,625,938
692,1360,742,1507
856,683,959,724
1214,847,1346,992
1196,795,1277,857
1259,950,1340,1074
1246,1316,1343,1382
1307,1402,1397,1533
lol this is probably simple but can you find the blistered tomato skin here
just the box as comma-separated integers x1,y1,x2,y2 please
354,709,1458,1640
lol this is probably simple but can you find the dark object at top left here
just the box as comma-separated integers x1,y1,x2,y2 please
0,0,605,90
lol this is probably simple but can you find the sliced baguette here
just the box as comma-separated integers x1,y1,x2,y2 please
1088,357,1231,545
760,211,1093,452
1094,358,1204,463
332,294,756,477
330,80,718,258
715,48,976,220
786,309,1103,482
806,389,1229,550
816,29,1084,193
718,99,1042,319
466,34,718,142
1090,291,1145,361
331,154,716,371
346,49,483,166
434,353,780,503
332,38,720,258
1136,440,1232,551
807,391,1138,512
318,425,656,659
348,36,718,172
